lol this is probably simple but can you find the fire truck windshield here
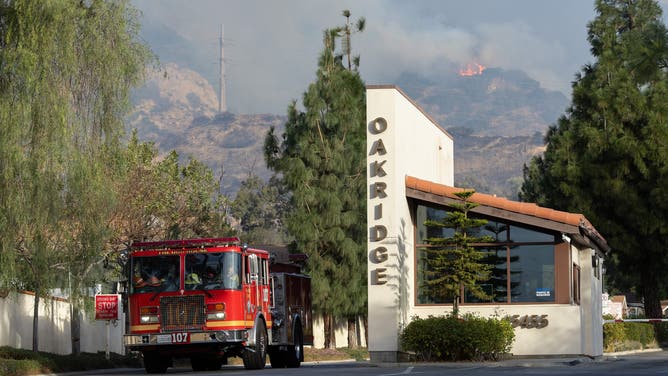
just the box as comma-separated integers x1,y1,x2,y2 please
185,251,241,290
131,255,180,294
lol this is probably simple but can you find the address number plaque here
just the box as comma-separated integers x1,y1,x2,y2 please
510,314,549,329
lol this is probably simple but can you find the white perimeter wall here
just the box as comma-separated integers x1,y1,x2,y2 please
0,292,359,354
311,315,367,348
0,292,124,355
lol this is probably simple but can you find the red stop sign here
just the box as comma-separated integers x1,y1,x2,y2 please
95,294,119,320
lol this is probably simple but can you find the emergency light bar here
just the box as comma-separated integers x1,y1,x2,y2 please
131,237,241,250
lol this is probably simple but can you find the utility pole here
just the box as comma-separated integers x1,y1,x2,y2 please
219,24,227,113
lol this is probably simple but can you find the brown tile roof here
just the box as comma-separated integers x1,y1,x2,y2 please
406,176,584,226
405,176,610,252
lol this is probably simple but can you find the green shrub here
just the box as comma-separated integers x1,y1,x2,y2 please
627,323,654,346
400,313,515,361
0,358,46,376
603,322,626,352
603,322,659,352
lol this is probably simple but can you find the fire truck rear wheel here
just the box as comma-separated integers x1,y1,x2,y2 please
242,320,267,369
286,320,303,368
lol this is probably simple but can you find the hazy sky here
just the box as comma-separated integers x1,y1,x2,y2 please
132,0,668,115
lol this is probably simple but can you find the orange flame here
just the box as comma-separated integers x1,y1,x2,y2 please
459,63,486,76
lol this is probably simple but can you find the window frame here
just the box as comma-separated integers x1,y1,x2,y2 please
414,202,560,306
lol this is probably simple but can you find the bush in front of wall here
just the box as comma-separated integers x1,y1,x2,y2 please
603,322,658,352
400,313,515,361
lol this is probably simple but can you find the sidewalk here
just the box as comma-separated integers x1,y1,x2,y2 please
370,348,664,369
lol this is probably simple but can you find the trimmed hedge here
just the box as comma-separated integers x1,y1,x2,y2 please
603,322,668,352
400,313,515,361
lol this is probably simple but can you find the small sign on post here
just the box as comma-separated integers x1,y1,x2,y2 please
95,294,120,360
95,294,119,321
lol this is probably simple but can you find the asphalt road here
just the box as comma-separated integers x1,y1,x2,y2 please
45,350,668,376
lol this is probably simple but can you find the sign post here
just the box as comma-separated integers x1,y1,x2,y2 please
95,294,120,360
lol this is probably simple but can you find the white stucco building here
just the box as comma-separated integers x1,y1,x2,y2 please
366,85,609,362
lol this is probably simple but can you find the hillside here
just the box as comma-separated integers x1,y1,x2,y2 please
395,67,565,198
396,68,568,137
452,128,545,199
129,63,283,195
128,63,560,199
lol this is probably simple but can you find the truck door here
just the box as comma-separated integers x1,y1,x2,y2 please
244,254,259,325
259,257,270,319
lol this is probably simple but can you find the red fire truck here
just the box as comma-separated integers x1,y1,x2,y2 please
122,237,313,373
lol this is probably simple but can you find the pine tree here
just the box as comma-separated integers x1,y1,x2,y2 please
264,12,367,349
520,0,668,318
422,190,493,316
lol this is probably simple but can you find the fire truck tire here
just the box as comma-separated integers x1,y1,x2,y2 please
286,320,303,368
243,320,267,369
143,352,169,374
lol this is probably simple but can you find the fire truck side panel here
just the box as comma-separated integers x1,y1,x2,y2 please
287,273,313,346
270,272,313,346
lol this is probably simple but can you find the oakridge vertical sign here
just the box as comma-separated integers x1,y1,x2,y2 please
369,116,389,285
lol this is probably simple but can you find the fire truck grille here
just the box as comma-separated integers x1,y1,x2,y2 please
160,295,205,332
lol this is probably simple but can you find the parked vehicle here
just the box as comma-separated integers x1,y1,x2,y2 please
122,237,313,373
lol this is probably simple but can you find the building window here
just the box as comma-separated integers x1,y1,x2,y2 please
465,246,508,303
416,248,454,304
416,203,558,305
509,245,555,302
573,264,581,305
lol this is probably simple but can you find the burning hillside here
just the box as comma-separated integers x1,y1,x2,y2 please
459,62,486,76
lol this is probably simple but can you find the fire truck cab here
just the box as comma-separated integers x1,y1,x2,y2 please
122,237,313,373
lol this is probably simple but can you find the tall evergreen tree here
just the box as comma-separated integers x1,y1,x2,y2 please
520,0,668,318
423,190,492,316
264,12,367,349
0,0,152,351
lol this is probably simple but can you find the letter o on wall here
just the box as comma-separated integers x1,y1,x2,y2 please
369,117,387,134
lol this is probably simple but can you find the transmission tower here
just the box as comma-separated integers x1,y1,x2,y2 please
218,24,227,113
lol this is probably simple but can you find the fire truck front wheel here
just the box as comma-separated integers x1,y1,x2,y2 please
142,352,170,374
242,320,267,370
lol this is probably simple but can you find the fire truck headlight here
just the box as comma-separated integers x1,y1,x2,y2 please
207,311,226,320
140,315,159,323
206,303,226,321
139,306,159,324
